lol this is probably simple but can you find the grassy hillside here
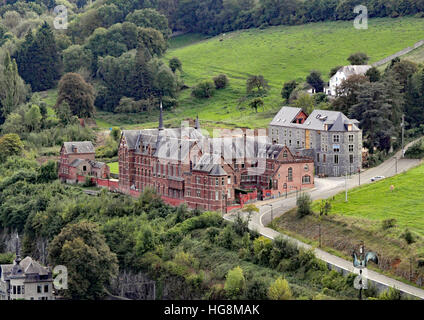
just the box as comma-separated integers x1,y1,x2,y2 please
274,163,424,285
318,163,424,236
159,17,424,130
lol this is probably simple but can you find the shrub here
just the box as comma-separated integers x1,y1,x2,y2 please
253,236,273,266
213,74,229,89
224,266,246,299
246,279,268,300
378,287,402,300
404,140,424,159
401,229,415,244
297,193,312,218
382,218,397,230
268,277,292,300
191,81,215,98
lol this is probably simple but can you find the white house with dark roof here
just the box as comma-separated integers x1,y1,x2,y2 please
269,106,362,177
328,65,372,96
0,237,54,300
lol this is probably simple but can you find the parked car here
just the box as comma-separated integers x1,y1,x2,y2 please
371,176,385,182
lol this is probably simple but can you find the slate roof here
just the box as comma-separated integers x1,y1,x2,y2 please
269,107,303,127
63,141,95,154
193,154,227,176
88,160,106,169
122,128,205,162
334,65,372,79
69,159,85,168
1,257,49,281
270,107,360,132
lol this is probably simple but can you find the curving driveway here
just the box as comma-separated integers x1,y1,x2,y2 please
225,138,424,299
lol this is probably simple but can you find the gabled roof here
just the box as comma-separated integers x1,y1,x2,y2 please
269,107,303,127
193,154,227,176
333,65,372,79
63,141,95,154
271,107,360,132
1,257,50,281
88,160,106,169
69,158,85,168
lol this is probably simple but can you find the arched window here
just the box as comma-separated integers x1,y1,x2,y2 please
288,167,293,182
302,175,311,184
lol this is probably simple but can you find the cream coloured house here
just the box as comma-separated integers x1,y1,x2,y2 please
0,238,54,300
327,65,372,96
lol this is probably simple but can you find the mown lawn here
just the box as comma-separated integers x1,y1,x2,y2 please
162,17,424,129
108,162,119,174
316,163,424,236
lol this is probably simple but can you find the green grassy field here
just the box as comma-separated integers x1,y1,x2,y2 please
158,17,424,129
315,163,424,236
108,162,119,174
273,163,424,284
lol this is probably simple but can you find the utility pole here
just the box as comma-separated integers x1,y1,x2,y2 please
345,170,348,202
401,114,405,158
395,157,398,174
358,167,361,186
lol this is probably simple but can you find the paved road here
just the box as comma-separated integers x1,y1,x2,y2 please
225,139,424,299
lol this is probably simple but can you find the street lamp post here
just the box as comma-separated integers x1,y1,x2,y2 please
266,204,274,225
285,176,288,198
358,167,361,186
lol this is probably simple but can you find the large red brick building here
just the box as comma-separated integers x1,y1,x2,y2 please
58,141,110,183
118,107,314,212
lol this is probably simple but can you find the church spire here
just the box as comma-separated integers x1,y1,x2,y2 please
158,100,164,131
15,234,21,265
195,115,200,130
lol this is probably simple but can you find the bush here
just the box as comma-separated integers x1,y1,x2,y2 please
297,193,312,218
378,287,402,300
401,229,415,244
268,277,292,300
246,279,268,300
382,218,397,230
213,74,229,89
224,266,246,299
404,140,424,159
191,81,215,98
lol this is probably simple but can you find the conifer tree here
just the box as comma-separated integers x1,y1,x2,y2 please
15,22,61,92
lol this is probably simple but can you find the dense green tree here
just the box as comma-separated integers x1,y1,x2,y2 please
62,45,94,73
329,65,343,78
246,75,269,96
0,53,29,123
350,82,394,152
366,67,381,82
213,74,229,89
126,8,171,39
268,277,292,300
154,63,178,98
24,104,42,132
169,57,183,73
48,221,119,300
297,193,312,218
191,81,215,98
386,59,418,92
347,52,370,65
137,27,167,58
293,93,315,114
332,74,369,115
306,70,324,92
14,22,61,92
56,73,95,118
281,80,297,100
224,266,246,299
0,133,24,160
249,97,264,113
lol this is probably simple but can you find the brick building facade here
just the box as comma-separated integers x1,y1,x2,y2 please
118,107,314,212
58,141,110,183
